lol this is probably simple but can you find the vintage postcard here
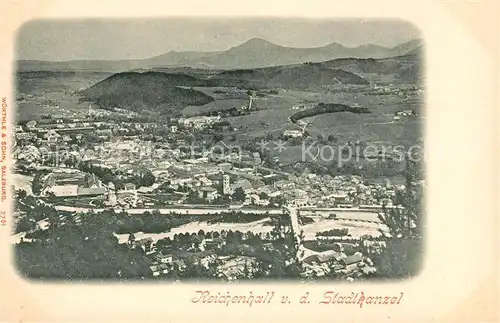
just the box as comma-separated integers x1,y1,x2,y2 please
0,1,497,322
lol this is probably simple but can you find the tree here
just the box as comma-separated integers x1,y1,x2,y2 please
226,230,235,242
135,169,156,188
231,187,246,202
128,233,136,243
32,173,45,195
233,230,243,243
16,220,152,280
371,239,422,279
188,189,198,199
284,261,302,278
272,196,287,207
155,238,171,252
16,216,36,233
378,207,408,239
16,189,27,200
270,214,292,241
243,260,251,279
372,153,423,279
327,134,337,143
258,192,269,200
212,133,224,143
377,154,422,240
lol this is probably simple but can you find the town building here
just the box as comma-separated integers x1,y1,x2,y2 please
341,253,364,271
396,109,414,116
198,187,218,201
178,116,221,129
283,129,303,138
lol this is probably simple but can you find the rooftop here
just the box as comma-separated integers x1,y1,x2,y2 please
341,254,363,266
199,187,217,192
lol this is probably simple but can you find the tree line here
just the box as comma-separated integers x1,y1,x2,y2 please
289,103,371,123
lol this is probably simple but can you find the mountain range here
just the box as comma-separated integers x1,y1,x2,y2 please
18,38,422,71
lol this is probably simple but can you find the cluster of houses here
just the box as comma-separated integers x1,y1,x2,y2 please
15,129,401,209
177,116,221,129
41,169,108,198
299,242,376,279
283,129,304,138
14,108,402,212
128,235,261,280
126,231,377,280
393,109,415,121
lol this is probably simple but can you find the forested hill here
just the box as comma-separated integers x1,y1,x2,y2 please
211,64,369,89
79,71,214,115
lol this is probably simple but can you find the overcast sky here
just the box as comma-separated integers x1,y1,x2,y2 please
16,18,420,61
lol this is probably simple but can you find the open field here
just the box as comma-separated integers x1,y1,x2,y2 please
113,214,387,244
16,71,112,94
16,71,112,120
301,218,387,239
215,89,423,145
114,218,274,243
17,95,95,121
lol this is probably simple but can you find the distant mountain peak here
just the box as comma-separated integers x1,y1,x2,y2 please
244,37,275,44
235,37,279,48
323,42,345,48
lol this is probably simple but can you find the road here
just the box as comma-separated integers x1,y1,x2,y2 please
285,206,301,243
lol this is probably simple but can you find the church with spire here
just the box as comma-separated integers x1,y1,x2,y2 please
86,103,96,118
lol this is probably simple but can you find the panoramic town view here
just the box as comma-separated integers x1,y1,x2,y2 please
12,19,424,281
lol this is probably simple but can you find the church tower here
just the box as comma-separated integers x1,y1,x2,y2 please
222,174,230,195
87,103,95,118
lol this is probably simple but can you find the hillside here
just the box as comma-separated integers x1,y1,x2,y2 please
17,38,423,72
313,58,402,75
211,64,369,89
396,64,422,83
310,49,422,84
79,72,214,115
